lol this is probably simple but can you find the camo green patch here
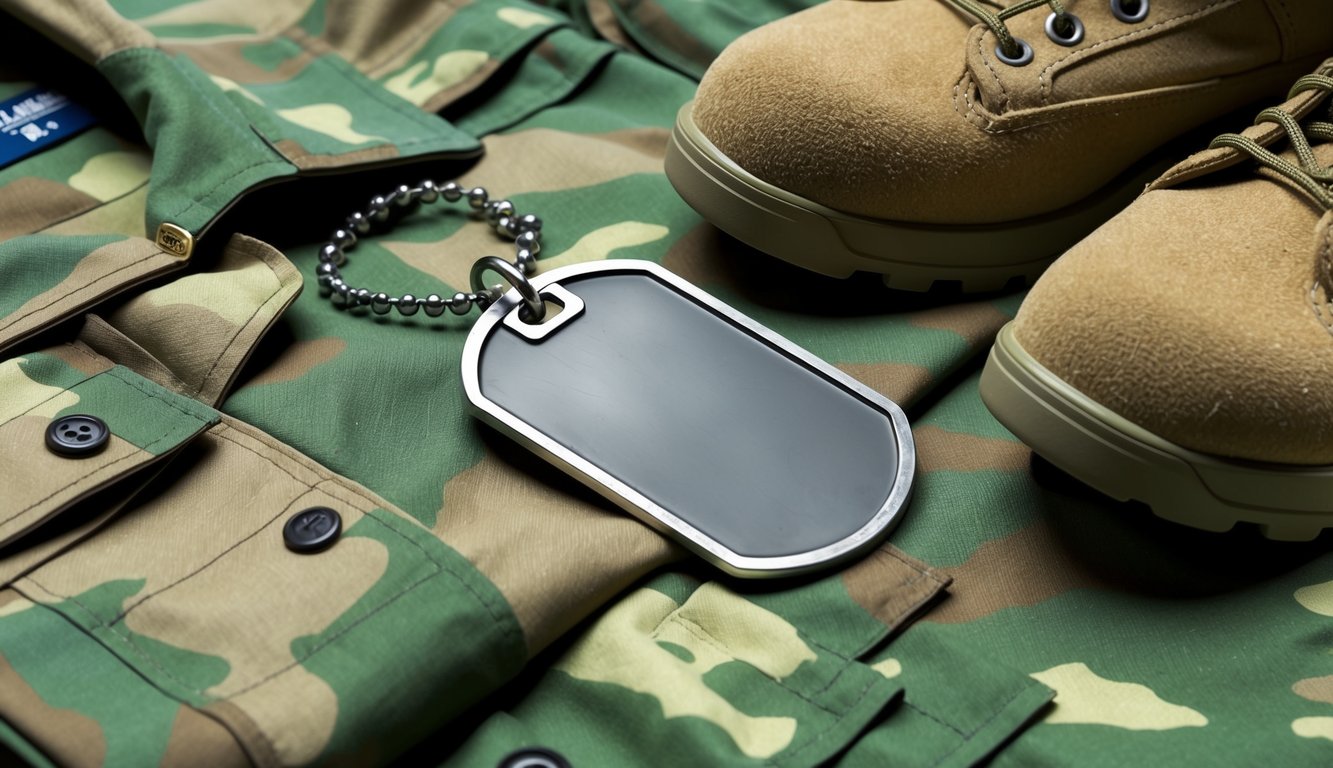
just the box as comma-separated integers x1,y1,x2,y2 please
300,511,527,764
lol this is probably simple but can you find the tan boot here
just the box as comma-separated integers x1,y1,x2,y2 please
980,60,1333,540
666,0,1333,291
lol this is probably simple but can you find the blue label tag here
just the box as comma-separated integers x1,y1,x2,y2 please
0,87,97,171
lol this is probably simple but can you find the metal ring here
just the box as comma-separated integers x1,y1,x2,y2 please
1110,0,1149,24
1045,12,1084,46
470,255,546,322
994,38,1034,67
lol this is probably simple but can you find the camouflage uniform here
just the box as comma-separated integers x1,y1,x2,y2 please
0,1,1329,766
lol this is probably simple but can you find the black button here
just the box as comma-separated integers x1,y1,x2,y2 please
45,414,110,457
498,749,570,768
283,507,342,553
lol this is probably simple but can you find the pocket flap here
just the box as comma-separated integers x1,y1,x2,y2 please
0,343,219,552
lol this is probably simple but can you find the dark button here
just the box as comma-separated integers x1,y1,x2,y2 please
498,749,571,768
45,414,110,457
283,507,342,553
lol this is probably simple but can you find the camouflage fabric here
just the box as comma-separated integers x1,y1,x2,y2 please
0,1,1330,766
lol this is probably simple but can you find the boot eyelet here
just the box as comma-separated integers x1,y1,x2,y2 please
994,38,1034,67
1045,13,1085,46
1110,0,1149,23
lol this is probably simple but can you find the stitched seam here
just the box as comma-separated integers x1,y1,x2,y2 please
0,342,107,428
657,615,856,721
954,72,993,131
973,78,1230,135
924,684,1041,768
141,46,298,223
102,427,442,621
0,368,209,526
903,700,967,737
656,606,865,700
878,546,946,585
24,497,448,701
193,264,289,398
0,251,163,333
766,677,884,768
19,576,230,702
0,429,172,528
851,574,942,658
975,31,1009,111
96,48,290,226
106,491,307,623
103,367,214,422
0,371,96,431
168,158,293,223
62,341,106,366
1037,0,1236,104
24,179,151,238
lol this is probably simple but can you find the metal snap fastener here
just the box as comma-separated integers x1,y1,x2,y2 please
45,414,110,457
283,507,342,553
498,748,571,768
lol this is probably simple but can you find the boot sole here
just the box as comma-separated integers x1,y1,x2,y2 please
665,102,1172,293
980,324,1333,541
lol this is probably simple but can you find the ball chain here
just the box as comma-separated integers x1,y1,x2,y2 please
315,180,542,318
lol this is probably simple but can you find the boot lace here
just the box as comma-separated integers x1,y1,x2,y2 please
945,0,1078,59
1209,72,1333,208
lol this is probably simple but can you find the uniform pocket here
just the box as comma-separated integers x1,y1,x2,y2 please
11,416,525,767
0,344,218,560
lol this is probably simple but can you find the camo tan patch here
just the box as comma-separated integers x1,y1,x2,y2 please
67,150,151,203
835,362,934,406
1293,676,1333,705
1032,663,1208,730
243,338,348,388
914,425,1029,473
159,704,250,768
842,546,950,637
438,449,682,655
928,523,1098,624
0,177,100,239
1293,717,1333,741
908,301,1012,346
2,238,183,352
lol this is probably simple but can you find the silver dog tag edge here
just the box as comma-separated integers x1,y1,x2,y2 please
461,259,915,579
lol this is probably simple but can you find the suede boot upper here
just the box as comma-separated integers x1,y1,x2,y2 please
1012,61,1333,465
692,0,1333,224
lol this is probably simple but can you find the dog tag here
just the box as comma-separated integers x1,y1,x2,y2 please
461,260,914,578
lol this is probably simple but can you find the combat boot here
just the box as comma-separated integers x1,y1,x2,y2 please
979,60,1333,540
665,0,1333,291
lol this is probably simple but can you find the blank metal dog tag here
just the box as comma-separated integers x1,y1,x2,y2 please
461,260,914,578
